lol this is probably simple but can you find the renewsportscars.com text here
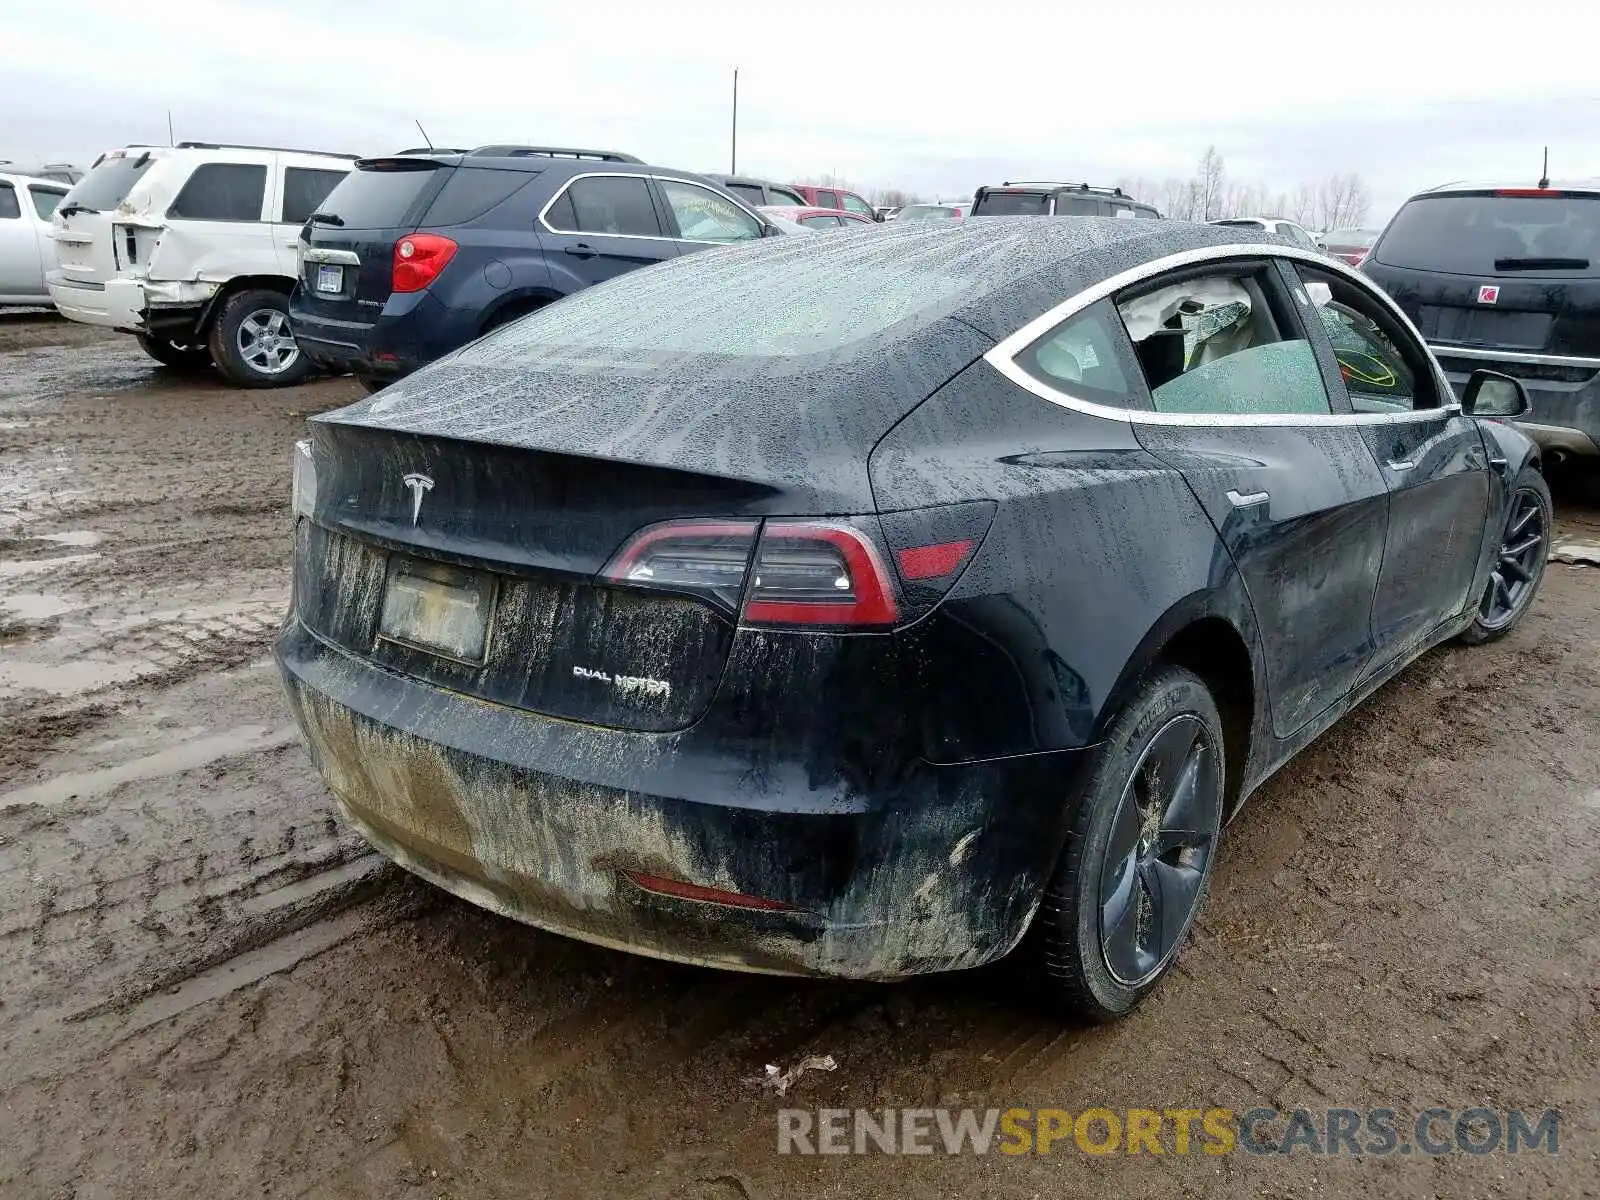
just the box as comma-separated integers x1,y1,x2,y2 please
777,1106,1562,1157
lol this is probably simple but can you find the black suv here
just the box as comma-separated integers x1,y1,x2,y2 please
970,182,1160,219
289,145,776,390
1362,181,1600,463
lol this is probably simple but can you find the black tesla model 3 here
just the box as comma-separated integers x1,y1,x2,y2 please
277,218,1550,1020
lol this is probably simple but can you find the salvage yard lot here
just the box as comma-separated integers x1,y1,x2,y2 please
1,314,1597,1198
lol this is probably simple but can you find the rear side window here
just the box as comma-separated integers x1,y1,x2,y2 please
1055,196,1101,216
842,193,875,218
545,176,662,237
29,187,65,219
168,163,266,221
421,167,530,226
973,191,1049,216
771,186,806,206
66,154,155,211
318,162,444,229
0,184,18,219
281,167,348,224
1376,192,1600,277
1016,299,1138,403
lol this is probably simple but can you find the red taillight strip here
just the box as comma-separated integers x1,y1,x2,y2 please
742,521,900,627
1494,188,1564,197
620,869,798,912
897,538,975,580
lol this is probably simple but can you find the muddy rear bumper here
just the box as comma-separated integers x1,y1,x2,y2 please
274,618,1082,979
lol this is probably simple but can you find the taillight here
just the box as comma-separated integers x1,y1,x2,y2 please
392,233,457,293
601,519,758,613
601,517,904,629
742,521,899,627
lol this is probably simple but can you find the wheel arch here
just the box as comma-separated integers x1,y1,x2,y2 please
479,287,558,333
1095,589,1265,816
196,274,297,336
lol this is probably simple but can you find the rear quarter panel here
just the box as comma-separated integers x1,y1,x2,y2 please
871,360,1266,764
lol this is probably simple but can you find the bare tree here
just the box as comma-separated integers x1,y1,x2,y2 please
870,187,920,209
1315,174,1371,231
1287,184,1317,227
1195,146,1227,221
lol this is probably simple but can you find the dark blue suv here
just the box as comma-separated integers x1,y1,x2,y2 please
288,145,777,390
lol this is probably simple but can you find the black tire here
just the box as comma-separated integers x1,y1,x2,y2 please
206,289,312,388
1457,468,1552,645
135,333,213,372
1032,665,1226,1022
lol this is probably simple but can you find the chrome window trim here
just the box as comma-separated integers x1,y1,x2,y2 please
985,241,1465,428
1429,343,1600,370
536,171,765,245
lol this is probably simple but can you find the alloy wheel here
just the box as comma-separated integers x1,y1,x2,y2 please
236,308,300,376
1479,487,1547,632
1099,714,1221,986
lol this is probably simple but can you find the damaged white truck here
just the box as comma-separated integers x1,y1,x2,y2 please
48,143,353,386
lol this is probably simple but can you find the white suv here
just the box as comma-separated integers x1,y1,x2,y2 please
49,142,354,386
0,172,71,306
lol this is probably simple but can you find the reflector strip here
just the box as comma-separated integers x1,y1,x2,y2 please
897,539,974,580
620,869,797,912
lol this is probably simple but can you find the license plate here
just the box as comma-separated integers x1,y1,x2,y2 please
315,264,343,294
377,557,495,664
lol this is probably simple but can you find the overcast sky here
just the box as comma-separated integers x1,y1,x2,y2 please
4,0,1597,224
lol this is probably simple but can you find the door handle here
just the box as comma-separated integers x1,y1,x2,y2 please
564,243,597,258
1387,459,1416,471
1226,489,1269,507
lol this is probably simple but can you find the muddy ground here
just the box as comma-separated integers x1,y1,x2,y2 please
0,313,1596,1199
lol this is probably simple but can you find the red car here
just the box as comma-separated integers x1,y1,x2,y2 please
759,205,876,231
787,184,882,222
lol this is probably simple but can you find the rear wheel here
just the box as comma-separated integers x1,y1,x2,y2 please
1032,665,1225,1021
1457,469,1552,645
207,289,311,388
135,333,212,372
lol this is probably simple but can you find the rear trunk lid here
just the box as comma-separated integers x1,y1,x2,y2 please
1365,189,1600,361
293,157,454,324
296,241,992,731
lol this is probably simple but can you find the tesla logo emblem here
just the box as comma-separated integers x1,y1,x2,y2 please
402,473,434,524
1478,285,1500,304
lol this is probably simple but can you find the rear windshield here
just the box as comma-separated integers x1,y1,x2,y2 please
899,205,958,220
471,243,972,360
316,161,446,229
66,154,156,211
973,191,1049,216
1375,193,1600,276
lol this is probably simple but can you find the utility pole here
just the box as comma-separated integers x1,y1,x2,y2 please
730,67,738,175
167,110,175,147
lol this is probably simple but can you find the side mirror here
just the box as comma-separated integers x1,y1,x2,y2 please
1461,368,1531,418
759,221,782,238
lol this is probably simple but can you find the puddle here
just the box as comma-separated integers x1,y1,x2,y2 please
0,592,77,621
0,657,152,696
33,530,103,549
0,552,100,579
0,723,300,809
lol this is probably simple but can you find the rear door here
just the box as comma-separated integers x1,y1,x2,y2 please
293,157,452,327
1107,259,1391,737
1288,259,1490,670
272,158,350,275
538,173,678,284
